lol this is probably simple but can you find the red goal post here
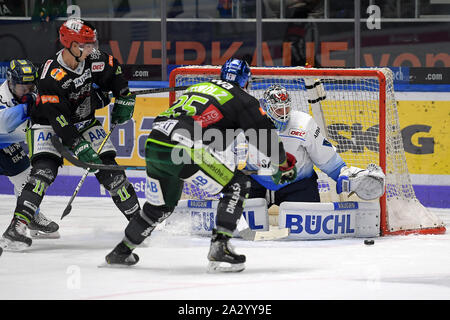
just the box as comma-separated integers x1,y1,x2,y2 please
168,66,446,236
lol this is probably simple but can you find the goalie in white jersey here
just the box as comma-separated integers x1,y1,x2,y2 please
245,84,386,205
0,60,59,253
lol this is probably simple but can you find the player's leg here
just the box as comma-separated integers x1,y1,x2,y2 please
80,122,141,220
179,145,249,272
3,144,60,239
1,155,60,250
1,143,32,198
105,142,185,265
247,177,269,200
208,170,251,272
94,152,141,221
274,171,320,205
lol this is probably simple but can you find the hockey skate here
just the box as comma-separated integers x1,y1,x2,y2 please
28,211,60,239
207,229,246,273
103,242,139,267
0,217,32,251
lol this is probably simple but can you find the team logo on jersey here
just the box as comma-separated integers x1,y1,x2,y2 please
50,68,67,81
91,62,105,72
192,104,223,128
288,128,306,138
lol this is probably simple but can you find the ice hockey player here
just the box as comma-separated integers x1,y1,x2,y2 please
104,58,297,272
1,18,141,250
246,84,386,206
0,59,60,251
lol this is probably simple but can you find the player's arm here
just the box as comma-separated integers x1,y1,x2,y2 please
238,96,296,184
0,103,29,134
301,114,385,200
38,81,101,167
238,95,287,166
91,51,135,124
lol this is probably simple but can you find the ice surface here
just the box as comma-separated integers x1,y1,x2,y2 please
0,194,449,300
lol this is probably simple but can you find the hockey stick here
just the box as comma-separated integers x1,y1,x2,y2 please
52,135,260,174
58,124,117,220
129,85,189,97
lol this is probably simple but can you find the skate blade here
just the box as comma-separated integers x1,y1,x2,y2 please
29,230,61,239
98,262,136,269
0,237,31,252
207,261,245,273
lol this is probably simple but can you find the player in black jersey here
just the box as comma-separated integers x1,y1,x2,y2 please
2,18,141,250
105,58,297,272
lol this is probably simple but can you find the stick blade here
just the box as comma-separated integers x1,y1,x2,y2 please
61,205,72,220
253,227,290,241
238,226,290,241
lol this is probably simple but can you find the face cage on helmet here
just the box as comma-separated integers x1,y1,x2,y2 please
261,99,290,131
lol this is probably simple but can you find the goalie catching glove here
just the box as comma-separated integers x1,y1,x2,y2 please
71,139,102,173
111,92,136,124
271,152,297,185
337,163,386,200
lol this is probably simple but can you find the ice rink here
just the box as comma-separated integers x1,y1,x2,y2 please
0,194,449,300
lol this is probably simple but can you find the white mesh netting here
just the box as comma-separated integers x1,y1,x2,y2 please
169,66,445,235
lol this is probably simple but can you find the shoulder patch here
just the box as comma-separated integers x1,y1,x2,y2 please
50,68,67,81
40,60,54,79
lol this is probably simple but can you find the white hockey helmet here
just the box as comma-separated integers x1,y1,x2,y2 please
261,84,291,131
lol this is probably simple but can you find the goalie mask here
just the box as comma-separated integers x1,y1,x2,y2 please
220,58,251,88
261,85,291,131
6,59,38,99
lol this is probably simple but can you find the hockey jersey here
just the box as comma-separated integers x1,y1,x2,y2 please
245,110,346,191
0,81,29,149
32,48,129,148
151,79,287,167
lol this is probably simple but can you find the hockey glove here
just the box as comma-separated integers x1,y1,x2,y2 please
271,152,297,185
92,84,111,110
111,92,135,124
71,139,102,173
336,163,386,200
20,92,39,116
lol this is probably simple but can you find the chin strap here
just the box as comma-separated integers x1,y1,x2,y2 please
68,47,83,62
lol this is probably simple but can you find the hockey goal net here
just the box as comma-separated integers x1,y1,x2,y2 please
168,66,445,236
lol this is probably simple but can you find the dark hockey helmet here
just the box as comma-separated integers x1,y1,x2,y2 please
220,58,251,88
59,18,97,48
6,59,38,97
261,84,292,131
